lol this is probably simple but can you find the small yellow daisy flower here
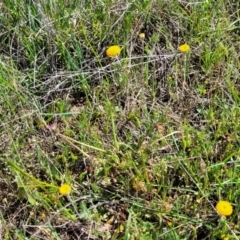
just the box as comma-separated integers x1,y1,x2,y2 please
221,235,229,240
167,221,173,227
139,33,145,39
106,45,121,57
59,184,71,195
178,44,190,53
215,200,233,216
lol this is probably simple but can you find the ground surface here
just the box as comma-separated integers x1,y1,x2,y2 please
0,0,240,239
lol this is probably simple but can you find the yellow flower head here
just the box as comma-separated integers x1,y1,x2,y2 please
59,184,71,195
215,200,233,216
106,45,121,57
139,33,145,39
178,44,190,53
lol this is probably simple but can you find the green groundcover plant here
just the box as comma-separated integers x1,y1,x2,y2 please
0,0,240,239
